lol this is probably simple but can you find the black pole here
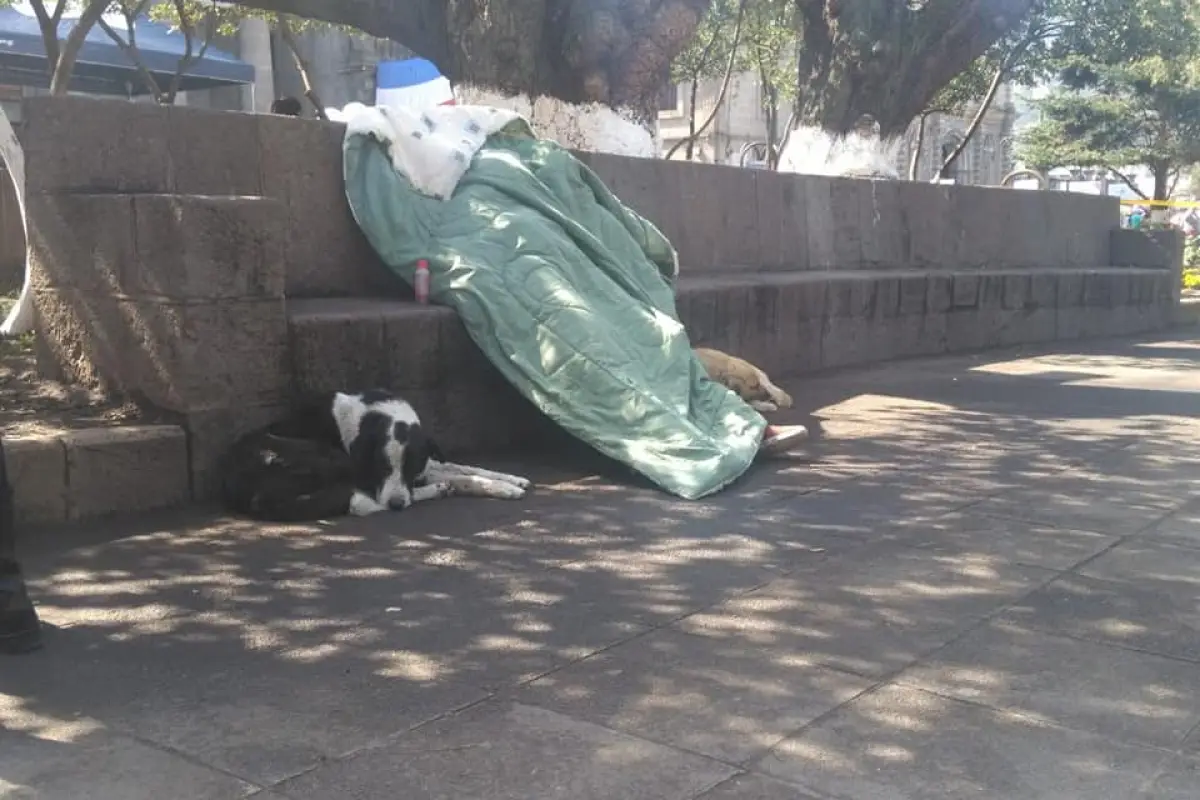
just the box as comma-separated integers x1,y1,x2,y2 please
0,436,42,654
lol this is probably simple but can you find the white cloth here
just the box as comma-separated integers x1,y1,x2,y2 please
341,102,522,201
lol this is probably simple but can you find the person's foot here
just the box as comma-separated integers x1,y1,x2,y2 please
760,424,809,457
0,570,43,655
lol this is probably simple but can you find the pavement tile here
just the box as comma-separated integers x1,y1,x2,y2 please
1078,539,1200,597
899,619,1200,749
1003,572,1200,663
272,700,736,800
971,488,1171,535
0,717,255,800
755,684,1168,800
516,627,872,763
1141,503,1200,550
677,545,1050,678
882,512,1118,570
695,773,826,800
1139,755,1200,799
0,624,488,787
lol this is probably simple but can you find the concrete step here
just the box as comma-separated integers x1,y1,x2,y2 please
5,425,190,527
288,268,1175,455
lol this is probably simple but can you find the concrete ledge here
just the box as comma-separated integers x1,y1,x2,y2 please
288,267,1177,454
4,425,190,526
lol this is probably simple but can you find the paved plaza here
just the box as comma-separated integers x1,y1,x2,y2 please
3,334,1200,799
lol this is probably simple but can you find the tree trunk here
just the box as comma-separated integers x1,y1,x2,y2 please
164,0,216,104
227,0,711,121
908,112,929,181
49,0,110,95
1152,161,1171,202
685,78,699,160
275,13,329,120
29,0,67,73
792,0,1037,137
933,62,1004,181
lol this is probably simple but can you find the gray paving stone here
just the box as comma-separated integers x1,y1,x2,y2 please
1078,539,1200,597
1143,504,1200,550
1,625,488,787
695,773,825,799
971,489,1171,534
900,619,1200,749
516,627,872,763
883,512,1118,570
677,546,1050,678
755,684,1168,800
1004,573,1200,662
1140,755,1200,799
273,701,736,800
0,723,255,800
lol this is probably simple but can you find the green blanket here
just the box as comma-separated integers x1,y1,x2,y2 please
342,122,765,499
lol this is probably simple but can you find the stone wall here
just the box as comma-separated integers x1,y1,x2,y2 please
18,96,1182,498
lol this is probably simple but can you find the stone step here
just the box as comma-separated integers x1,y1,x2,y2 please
288,267,1176,455
4,425,190,527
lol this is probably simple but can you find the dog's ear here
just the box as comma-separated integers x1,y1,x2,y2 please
399,423,437,487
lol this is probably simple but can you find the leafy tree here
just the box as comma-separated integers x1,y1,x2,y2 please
668,0,744,160
1017,0,1200,200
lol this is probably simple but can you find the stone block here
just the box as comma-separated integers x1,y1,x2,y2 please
35,289,288,413
288,299,392,395
1046,192,1116,267
898,274,927,316
1003,273,1030,310
1000,190,1049,268
859,180,904,268
23,95,171,193
710,165,761,271
671,162,719,272
677,282,721,345
821,314,875,369
184,404,286,500
874,275,901,318
26,192,133,293
258,115,390,297
756,170,808,270
901,183,953,269
830,178,866,268
1083,271,1115,309
999,306,1056,347
63,426,189,520
130,195,285,300
926,274,953,313
951,185,1003,268
1110,229,1184,271
979,273,1005,310
828,275,876,318
946,309,988,353
1029,273,1058,308
804,176,837,269
168,105,263,196
3,436,67,524
1056,272,1085,307
952,273,980,309
1056,306,1086,340
585,154,683,250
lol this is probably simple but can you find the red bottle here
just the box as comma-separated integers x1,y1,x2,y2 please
414,259,430,305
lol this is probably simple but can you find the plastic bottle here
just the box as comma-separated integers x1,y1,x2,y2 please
414,259,431,304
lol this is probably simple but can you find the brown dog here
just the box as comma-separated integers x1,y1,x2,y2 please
694,348,793,413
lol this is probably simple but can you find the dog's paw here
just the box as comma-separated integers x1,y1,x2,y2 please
507,475,532,490
750,400,779,413
349,491,387,516
493,483,526,500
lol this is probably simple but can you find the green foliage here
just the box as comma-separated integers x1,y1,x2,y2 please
1016,0,1200,197
1185,236,1200,269
670,0,742,85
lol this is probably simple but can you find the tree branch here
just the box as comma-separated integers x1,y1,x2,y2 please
97,2,162,100
165,0,217,103
665,0,746,161
1108,167,1148,200
276,13,328,120
909,112,930,180
50,0,111,95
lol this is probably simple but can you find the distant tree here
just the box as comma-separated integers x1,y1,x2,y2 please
1017,0,1200,200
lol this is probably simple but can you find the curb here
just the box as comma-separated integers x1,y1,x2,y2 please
5,425,190,526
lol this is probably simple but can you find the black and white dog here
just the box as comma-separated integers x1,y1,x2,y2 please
221,389,530,522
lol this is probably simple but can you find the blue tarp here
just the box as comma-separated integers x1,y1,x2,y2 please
0,8,254,95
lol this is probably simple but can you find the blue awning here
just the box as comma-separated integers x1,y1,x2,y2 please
0,7,254,95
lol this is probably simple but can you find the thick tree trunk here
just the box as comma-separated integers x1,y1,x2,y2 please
793,0,1037,137
229,0,711,123
49,0,110,96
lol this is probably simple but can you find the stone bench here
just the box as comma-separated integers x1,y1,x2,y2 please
17,95,1183,500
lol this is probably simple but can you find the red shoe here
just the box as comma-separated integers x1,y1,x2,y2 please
760,424,809,457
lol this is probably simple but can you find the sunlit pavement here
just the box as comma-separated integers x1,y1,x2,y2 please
4,334,1200,799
